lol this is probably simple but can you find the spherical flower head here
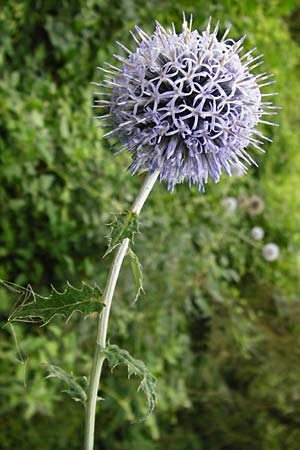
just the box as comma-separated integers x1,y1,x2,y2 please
250,226,264,241
223,196,238,213
262,243,280,261
247,195,265,215
94,15,278,192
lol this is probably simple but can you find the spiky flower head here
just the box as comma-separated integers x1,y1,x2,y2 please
94,15,278,191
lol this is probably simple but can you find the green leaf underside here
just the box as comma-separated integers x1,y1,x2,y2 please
41,363,88,404
104,344,157,421
105,210,139,257
127,248,145,303
7,281,103,325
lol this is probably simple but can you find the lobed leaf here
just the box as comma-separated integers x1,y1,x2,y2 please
104,344,157,421
41,363,88,404
7,280,103,325
104,210,139,257
127,248,145,303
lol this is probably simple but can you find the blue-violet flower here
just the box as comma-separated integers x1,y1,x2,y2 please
93,15,279,191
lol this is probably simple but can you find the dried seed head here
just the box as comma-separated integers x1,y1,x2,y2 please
95,16,278,191
247,195,265,215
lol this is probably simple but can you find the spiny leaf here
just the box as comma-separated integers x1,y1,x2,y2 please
104,210,139,257
7,281,103,325
41,363,88,404
127,248,145,303
104,344,157,421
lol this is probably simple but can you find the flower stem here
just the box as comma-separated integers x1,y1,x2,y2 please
84,170,159,450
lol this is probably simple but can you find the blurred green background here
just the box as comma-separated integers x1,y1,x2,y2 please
1,0,300,449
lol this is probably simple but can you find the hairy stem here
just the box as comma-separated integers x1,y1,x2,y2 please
84,170,159,450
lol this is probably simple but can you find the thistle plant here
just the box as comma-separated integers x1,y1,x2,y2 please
5,15,278,450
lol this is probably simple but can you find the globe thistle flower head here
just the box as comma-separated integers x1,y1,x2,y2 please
246,195,265,215
94,15,279,191
250,226,264,241
262,243,280,262
223,196,238,213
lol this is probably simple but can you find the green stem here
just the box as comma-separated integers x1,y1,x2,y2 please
84,170,159,450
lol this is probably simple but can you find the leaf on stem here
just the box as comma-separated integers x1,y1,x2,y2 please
6,280,103,325
104,344,157,421
104,210,139,257
41,363,88,404
127,248,144,303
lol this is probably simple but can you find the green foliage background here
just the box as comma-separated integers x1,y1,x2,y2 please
1,0,300,449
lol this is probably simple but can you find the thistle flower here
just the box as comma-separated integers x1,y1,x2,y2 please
246,195,265,215
223,196,238,213
262,243,280,261
94,15,278,191
250,226,264,240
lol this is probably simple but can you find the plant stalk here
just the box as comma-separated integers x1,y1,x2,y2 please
84,170,159,450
